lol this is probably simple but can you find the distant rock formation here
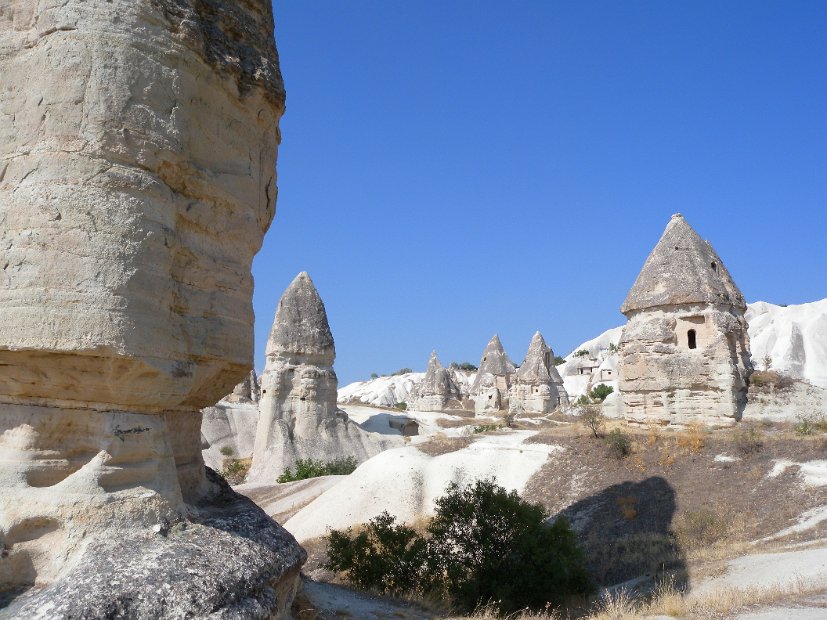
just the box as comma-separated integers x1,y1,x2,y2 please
201,372,260,471
470,335,517,415
510,332,569,414
248,273,386,482
408,351,463,412
617,214,752,426
0,1,304,615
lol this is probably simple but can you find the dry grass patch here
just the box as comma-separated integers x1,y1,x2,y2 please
416,432,474,456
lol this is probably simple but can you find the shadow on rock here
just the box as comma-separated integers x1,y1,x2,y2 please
555,476,687,592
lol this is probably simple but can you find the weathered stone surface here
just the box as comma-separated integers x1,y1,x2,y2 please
248,273,388,482
509,332,568,414
470,335,516,415
0,0,304,613
617,215,752,426
1,470,306,620
409,351,462,412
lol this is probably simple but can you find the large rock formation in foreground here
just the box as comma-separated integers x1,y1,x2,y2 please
0,1,304,615
248,273,387,482
470,335,516,415
617,214,752,426
510,332,569,414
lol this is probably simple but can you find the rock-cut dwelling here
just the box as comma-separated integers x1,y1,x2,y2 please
409,350,462,412
470,335,516,415
617,214,752,426
509,331,569,414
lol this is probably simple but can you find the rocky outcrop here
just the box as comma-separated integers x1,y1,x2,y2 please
248,273,387,482
617,214,752,426
509,332,568,414
0,1,303,614
470,335,516,415
409,351,462,412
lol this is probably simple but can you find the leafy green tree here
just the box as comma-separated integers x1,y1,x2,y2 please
589,383,614,403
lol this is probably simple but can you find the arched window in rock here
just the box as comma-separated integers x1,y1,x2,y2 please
688,329,697,350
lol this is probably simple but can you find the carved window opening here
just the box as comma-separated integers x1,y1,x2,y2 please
688,329,697,350
711,261,717,272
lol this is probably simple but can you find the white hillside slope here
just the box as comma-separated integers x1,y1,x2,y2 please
339,300,827,404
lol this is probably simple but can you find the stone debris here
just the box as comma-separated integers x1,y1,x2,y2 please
509,331,569,415
617,214,752,426
408,351,463,412
248,273,389,482
470,335,517,415
0,1,303,615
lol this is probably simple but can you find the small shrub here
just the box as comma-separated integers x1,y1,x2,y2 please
580,406,605,438
608,342,619,354
796,416,815,436
606,429,632,459
219,445,234,457
553,355,565,366
676,423,705,454
576,394,591,406
221,458,251,485
589,383,614,403
734,426,763,456
395,401,408,411
473,423,500,434
392,368,413,376
673,507,731,550
370,372,379,379
574,349,590,358
278,456,359,483
762,354,773,371
750,370,793,390
450,362,478,372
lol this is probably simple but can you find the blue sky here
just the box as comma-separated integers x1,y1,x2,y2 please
254,1,827,385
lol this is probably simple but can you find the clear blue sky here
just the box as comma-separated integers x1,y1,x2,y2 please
254,1,827,385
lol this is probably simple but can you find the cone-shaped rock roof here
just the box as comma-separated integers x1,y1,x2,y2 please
418,350,459,397
266,272,335,363
471,334,516,391
516,332,553,384
621,214,746,315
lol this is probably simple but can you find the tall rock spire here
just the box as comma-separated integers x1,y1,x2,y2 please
470,334,516,415
621,214,746,314
410,350,461,412
249,272,388,481
510,332,568,414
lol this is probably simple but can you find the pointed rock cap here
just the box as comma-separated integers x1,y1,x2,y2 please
471,334,516,391
418,349,459,397
516,331,552,384
266,272,335,363
426,350,443,372
621,214,746,315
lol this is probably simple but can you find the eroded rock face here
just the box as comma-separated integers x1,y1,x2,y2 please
248,273,387,482
0,0,304,612
409,351,462,412
617,214,752,426
509,332,568,414
470,335,516,415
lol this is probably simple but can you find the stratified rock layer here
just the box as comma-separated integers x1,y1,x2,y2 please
0,0,303,613
510,332,568,414
248,273,386,482
470,335,516,415
409,351,462,412
617,214,752,426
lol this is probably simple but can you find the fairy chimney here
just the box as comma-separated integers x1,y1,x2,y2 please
0,2,305,615
617,214,752,426
410,351,461,412
510,332,569,414
248,273,385,481
470,335,516,415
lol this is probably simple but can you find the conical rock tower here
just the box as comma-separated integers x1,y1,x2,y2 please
510,332,569,414
617,214,752,426
470,335,516,415
248,273,387,481
410,351,462,412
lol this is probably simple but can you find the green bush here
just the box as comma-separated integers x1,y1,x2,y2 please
574,349,590,358
473,423,500,434
734,426,763,456
605,429,632,459
450,362,478,372
325,479,592,615
219,445,234,457
278,456,359,483
392,368,413,376
589,384,614,403
553,355,565,366
576,394,591,406
325,511,429,596
370,372,379,379
221,458,250,485
580,406,605,438
395,402,408,411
